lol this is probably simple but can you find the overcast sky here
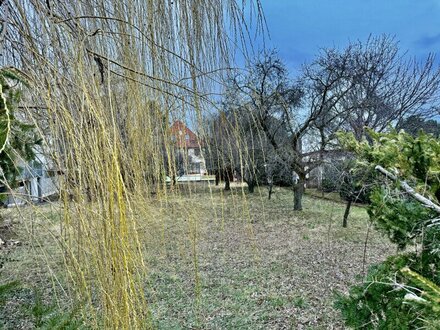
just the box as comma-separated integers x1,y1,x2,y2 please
257,0,440,73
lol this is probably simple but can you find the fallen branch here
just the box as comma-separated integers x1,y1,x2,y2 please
375,165,440,214
427,218,440,228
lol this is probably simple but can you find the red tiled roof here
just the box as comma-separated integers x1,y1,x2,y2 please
170,121,203,148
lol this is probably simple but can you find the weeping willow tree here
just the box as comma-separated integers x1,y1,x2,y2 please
0,0,264,328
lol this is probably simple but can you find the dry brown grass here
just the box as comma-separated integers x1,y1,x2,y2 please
0,185,393,329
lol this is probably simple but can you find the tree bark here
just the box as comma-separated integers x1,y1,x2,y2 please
343,200,352,228
268,183,273,200
293,175,305,211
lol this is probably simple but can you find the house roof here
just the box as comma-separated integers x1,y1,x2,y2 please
170,121,204,148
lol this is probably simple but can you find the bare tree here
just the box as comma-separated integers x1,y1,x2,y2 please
226,50,355,210
397,114,440,137
227,37,440,211
205,105,274,194
338,35,440,140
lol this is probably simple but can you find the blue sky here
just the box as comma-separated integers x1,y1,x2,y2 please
257,0,440,73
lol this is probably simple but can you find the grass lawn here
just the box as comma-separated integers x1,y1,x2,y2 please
0,184,394,329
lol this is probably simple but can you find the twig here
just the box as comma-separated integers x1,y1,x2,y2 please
362,220,372,276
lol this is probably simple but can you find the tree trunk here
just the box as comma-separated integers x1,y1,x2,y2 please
248,181,255,193
37,177,43,203
224,174,230,191
293,175,305,211
268,183,273,200
343,200,352,228
215,171,220,186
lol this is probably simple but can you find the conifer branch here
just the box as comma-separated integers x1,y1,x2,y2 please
375,165,440,214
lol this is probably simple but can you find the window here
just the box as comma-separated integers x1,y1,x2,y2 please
194,148,200,156
185,134,189,140
32,161,44,177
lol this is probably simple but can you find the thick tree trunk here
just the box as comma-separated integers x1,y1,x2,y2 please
343,200,352,228
293,175,305,211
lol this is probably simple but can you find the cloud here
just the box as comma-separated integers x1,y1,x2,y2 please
257,0,440,71
416,34,440,48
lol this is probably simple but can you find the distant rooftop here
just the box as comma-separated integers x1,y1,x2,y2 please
170,121,204,148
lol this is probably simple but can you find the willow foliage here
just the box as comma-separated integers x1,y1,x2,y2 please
1,1,263,328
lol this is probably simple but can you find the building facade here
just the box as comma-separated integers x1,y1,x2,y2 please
170,121,207,176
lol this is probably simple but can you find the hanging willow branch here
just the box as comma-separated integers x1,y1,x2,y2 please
2,1,264,328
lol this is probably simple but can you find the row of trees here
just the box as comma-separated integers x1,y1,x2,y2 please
204,35,440,327
206,35,440,210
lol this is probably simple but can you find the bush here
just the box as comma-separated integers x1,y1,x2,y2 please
338,160,374,204
336,129,440,328
335,253,439,329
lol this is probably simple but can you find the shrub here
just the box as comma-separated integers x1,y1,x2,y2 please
336,129,440,328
